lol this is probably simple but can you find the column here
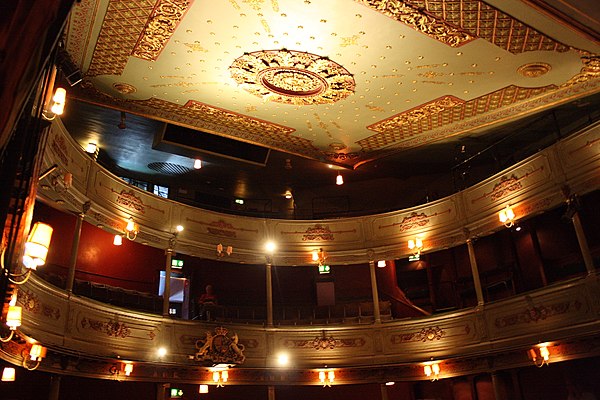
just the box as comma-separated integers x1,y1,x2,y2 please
65,212,84,293
66,202,90,293
48,375,61,400
266,260,273,327
162,248,173,316
380,383,389,400
268,385,276,400
369,260,381,324
572,212,595,275
466,239,484,306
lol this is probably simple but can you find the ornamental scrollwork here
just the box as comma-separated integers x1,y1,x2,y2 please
229,49,355,105
355,0,474,47
80,317,131,338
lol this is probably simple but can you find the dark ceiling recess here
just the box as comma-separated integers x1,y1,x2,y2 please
154,124,271,166
147,162,192,175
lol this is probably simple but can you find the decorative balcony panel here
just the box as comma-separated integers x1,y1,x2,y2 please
38,119,600,265
16,274,600,372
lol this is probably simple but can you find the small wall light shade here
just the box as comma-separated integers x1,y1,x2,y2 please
113,234,123,246
6,294,22,330
1,367,15,382
23,222,53,270
123,363,133,376
377,260,386,268
194,159,202,169
199,384,209,393
336,173,344,185
284,190,292,199
125,217,138,241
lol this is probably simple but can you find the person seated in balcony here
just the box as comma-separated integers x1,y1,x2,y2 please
196,284,217,320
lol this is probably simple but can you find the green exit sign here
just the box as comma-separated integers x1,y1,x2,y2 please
170,388,183,398
171,259,184,269
318,264,330,274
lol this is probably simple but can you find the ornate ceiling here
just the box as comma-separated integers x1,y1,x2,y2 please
65,0,600,168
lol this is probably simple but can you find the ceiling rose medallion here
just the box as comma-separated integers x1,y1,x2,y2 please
229,49,355,105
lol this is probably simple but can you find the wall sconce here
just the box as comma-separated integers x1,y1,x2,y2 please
377,260,386,268
22,344,47,370
318,370,335,387
312,248,326,266
499,205,516,228
529,344,550,367
424,362,441,381
284,190,293,199
1,293,22,342
1,367,15,382
194,159,202,169
42,88,67,121
44,170,72,193
216,244,233,257
124,217,138,241
408,237,424,256
336,173,344,186
212,369,228,387
199,384,209,394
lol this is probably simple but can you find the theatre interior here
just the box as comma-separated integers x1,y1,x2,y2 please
2,0,600,399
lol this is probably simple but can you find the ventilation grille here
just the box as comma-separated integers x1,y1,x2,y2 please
147,162,192,175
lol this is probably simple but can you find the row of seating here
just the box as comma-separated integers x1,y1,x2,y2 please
208,300,393,325
39,271,393,324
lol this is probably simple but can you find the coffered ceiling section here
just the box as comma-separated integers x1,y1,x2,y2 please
66,0,600,167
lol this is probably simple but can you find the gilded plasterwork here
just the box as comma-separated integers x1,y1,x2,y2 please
131,0,192,61
279,224,357,240
283,336,366,350
81,317,132,338
194,327,245,364
518,63,552,78
229,50,356,105
355,0,474,47
404,0,570,53
495,300,581,328
86,0,157,76
362,86,552,150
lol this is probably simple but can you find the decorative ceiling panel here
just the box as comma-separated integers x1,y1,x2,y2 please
66,0,600,167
